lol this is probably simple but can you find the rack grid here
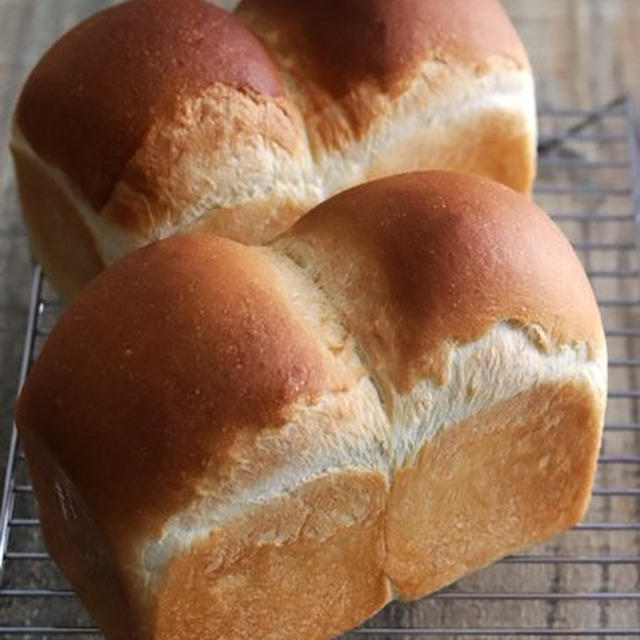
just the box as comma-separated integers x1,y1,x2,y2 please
1,97,639,638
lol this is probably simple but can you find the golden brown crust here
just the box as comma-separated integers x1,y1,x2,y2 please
155,471,390,640
279,171,603,391
14,0,536,297
386,380,603,598
237,0,531,153
15,0,283,210
237,0,529,98
16,234,326,550
15,173,605,640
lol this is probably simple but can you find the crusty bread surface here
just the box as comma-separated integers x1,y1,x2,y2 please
16,172,606,640
11,0,536,297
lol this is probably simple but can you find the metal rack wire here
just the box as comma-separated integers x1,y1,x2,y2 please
0,97,639,638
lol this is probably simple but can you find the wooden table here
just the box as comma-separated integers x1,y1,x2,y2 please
0,1,639,638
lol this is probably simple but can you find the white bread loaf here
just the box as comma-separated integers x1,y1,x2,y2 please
16,172,605,640
10,0,536,299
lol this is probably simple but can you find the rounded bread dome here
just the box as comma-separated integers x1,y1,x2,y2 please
16,0,283,211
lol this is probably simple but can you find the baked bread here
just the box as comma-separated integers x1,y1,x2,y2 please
11,0,536,299
16,171,605,640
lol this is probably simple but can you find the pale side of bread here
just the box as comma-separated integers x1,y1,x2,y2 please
11,0,536,298
10,137,105,300
16,172,606,640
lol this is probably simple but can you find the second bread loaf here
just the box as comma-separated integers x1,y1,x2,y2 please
11,0,536,298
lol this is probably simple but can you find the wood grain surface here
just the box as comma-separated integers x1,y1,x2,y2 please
0,1,639,638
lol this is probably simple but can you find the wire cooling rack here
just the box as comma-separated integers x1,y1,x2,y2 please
0,97,639,638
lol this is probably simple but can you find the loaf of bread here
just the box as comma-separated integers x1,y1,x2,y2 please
11,0,536,299
16,172,605,640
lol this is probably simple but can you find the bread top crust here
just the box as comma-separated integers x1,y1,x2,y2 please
16,234,327,547
279,171,604,390
15,0,532,219
16,172,604,559
237,0,530,98
15,0,283,211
